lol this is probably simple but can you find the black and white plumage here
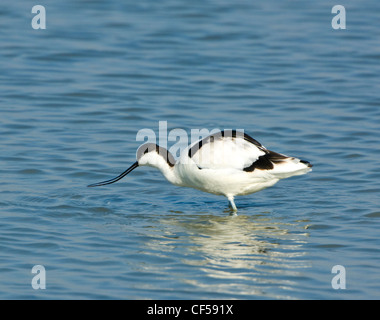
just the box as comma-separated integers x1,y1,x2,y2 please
88,130,312,212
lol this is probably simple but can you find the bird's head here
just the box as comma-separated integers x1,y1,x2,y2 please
87,143,175,188
136,143,175,168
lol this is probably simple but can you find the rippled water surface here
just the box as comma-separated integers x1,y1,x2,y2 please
1,0,380,299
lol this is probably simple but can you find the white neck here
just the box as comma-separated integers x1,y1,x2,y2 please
139,152,183,186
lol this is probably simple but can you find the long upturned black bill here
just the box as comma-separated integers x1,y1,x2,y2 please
87,161,139,187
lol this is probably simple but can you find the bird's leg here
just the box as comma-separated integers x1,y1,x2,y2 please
227,195,237,212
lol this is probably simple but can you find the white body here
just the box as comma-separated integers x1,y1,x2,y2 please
140,134,312,211
90,131,312,212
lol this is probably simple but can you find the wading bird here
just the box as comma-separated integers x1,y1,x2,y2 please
88,130,312,212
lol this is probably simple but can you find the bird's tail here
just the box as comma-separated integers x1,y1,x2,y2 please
269,154,312,179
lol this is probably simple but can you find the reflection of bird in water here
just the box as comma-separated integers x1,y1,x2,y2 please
88,130,312,212
158,213,310,288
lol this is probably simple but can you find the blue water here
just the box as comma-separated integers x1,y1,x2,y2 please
1,0,380,299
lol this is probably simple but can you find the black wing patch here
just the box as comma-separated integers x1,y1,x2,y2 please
243,150,289,172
